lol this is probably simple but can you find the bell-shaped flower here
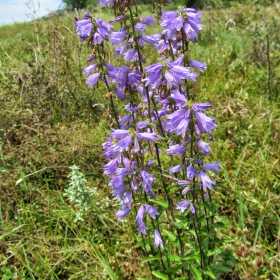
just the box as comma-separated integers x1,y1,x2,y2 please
140,170,156,198
85,72,100,87
128,69,142,88
154,230,164,248
187,163,196,180
194,111,217,135
112,135,133,153
138,16,155,26
141,34,161,47
136,205,145,224
202,162,220,172
166,60,198,86
83,64,97,77
103,156,120,177
110,129,129,139
166,144,187,155
170,89,187,108
190,60,207,73
110,29,127,46
135,132,160,142
198,171,216,192
75,18,94,40
169,164,184,173
138,222,148,235
166,109,191,137
176,200,190,213
198,140,211,155
122,191,132,209
146,205,159,219
99,0,114,6
116,208,130,220
95,17,113,42
192,103,212,111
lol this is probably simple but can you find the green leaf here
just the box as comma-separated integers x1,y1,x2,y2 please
137,278,152,280
209,222,227,229
184,254,200,264
214,265,232,273
190,266,202,280
141,256,161,264
174,215,188,222
167,185,178,194
207,248,222,257
221,238,235,243
152,271,169,280
188,230,196,237
149,199,168,209
169,255,182,263
167,240,172,259
204,268,216,279
162,229,177,242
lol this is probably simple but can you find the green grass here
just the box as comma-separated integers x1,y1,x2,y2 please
0,2,280,279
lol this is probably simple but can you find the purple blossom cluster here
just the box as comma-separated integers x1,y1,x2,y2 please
160,7,203,43
75,14,112,43
75,1,219,252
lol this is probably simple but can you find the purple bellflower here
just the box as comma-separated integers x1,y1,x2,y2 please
109,175,126,198
94,18,113,44
117,158,137,174
198,171,216,192
85,72,100,87
192,103,212,111
176,200,190,213
187,164,196,180
128,69,142,88
122,191,132,209
166,59,198,87
110,129,129,139
170,89,187,108
166,144,187,156
103,156,120,177
138,16,155,26
99,0,114,6
110,29,127,46
165,108,191,137
135,132,161,142
116,208,130,220
75,18,94,40
143,63,163,89
190,60,207,72
154,230,164,248
136,121,148,130
112,135,133,153
146,205,160,219
140,170,156,198
177,200,196,214
198,140,211,155
160,8,203,43
138,222,149,234
194,111,217,135
136,205,145,225
169,165,184,173
83,64,97,77
202,162,220,172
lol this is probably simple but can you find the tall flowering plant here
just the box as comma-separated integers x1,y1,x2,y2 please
75,1,223,278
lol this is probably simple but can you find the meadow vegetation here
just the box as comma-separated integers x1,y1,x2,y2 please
0,1,279,279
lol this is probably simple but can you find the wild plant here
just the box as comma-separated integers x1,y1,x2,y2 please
64,165,93,222
74,1,225,278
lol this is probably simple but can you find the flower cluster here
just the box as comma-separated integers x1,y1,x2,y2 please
75,2,220,269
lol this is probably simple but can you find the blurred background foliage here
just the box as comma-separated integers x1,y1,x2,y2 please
63,0,279,9
0,0,279,279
